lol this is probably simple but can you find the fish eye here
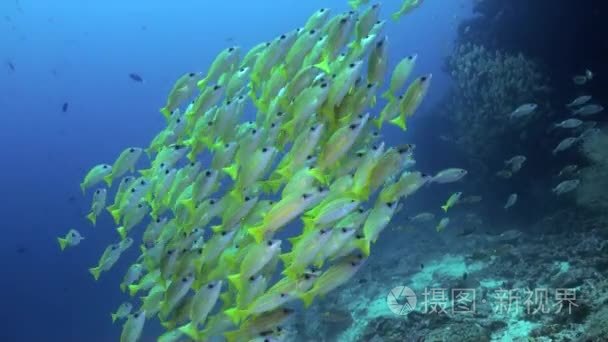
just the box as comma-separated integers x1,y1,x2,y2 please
239,67,245,72
207,121,214,126
140,180,146,185
262,147,268,153
277,111,284,116
249,275,256,281
102,165,108,169
302,193,310,199
224,143,229,148
197,248,203,254
356,234,364,239
265,42,271,47
176,118,181,123
319,8,325,12
421,76,428,82
271,123,276,128
138,203,143,208
320,83,328,88
358,208,364,213
220,231,227,236
71,232,76,237
129,148,135,153
165,169,170,175
341,228,348,233
386,202,394,207
174,145,182,150
207,283,215,288
111,245,117,250
349,124,358,130
133,313,140,318
280,293,287,298
306,155,313,160
304,274,311,279
310,126,316,131
189,72,196,77
372,145,379,150
228,47,234,52
205,170,212,177
167,250,174,255
210,199,216,204
340,18,347,23
156,218,161,223
130,188,136,193
244,196,251,201
320,229,326,234
181,277,188,282
351,261,357,266
269,201,274,205
213,85,221,90
95,190,100,194
309,29,315,35
252,129,258,135
367,83,373,89
267,240,273,246
280,34,286,39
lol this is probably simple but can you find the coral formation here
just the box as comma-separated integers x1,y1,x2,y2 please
576,128,608,211
441,43,550,159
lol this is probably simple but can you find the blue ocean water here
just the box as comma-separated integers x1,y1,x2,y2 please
0,1,472,340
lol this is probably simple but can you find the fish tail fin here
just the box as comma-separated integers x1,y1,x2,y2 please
211,224,223,233
138,168,153,178
313,54,331,74
197,77,208,90
110,209,122,225
299,290,316,308
79,183,85,195
227,273,243,293
302,216,315,233
180,198,197,216
279,252,293,266
103,174,113,187
223,330,242,342
160,107,171,120
86,212,97,226
111,313,117,323
441,205,448,212
372,116,383,129
89,266,102,281
389,114,407,131
282,265,300,280
178,322,200,340
117,226,127,240
260,178,283,194
120,283,126,293
57,237,68,251
281,119,296,138
247,225,266,243
128,284,139,297
309,168,329,185
224,308,247,324
391,12,401,22
356,238,371,257
222,163,239,180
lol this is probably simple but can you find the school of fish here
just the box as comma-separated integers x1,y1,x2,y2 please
58,3,438,341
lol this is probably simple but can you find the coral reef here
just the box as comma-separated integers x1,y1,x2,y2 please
441,43,550,160
576,128,608,212
298,217,608,341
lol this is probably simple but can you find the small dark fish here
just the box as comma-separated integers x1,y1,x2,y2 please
62,102,69,112
358,278,367,284
420,263,424,270
462,272,468,281
129,73,144,83
7,61,15,71
16,246,26,254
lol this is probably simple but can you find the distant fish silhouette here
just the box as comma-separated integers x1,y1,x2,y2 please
7,61,15,71
62,102,69,112
129,73,144,83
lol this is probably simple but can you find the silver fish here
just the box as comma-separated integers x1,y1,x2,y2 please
504,155,526,173
557,165,578,177
566,95,591,107
509,103,537,119
503,193,517,210
554,119,583,129
552,137,578,155
552,179,580,195
572,104,604,116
